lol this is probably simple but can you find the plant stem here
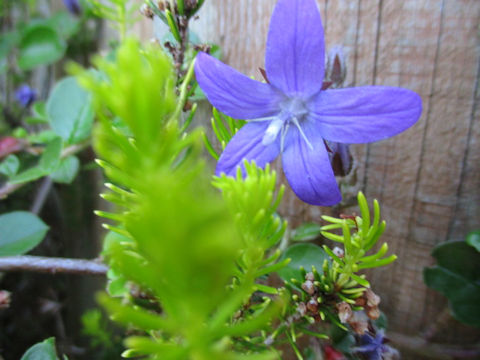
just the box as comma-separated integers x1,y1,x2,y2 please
0,141,90,200
0,256,107,275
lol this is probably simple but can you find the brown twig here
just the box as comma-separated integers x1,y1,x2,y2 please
0,255,107,275
390,331,480,359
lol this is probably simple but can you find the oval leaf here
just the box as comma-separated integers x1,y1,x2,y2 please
18,25,66,70
0,211,49,256
46,77,94,144
424,240,480,328
21,337,58,360
466,230,480,253
291,223,322,242
51,155,80,184
277,243,328,283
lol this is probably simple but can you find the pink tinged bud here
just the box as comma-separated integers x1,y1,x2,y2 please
365,288,381,307
0,290,11,309
347,311,369,334
305,272,315,281
332,246,344,258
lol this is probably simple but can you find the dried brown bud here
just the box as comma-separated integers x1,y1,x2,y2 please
305,272,315,281
365,288,381,307
140,4,154,19
157,1,166,11
355,297,366,307
297,302,307,316
0,291,11,309
326,45,347,87
301,280,315,295
366,305,380,320
336,301,352,323
306,298,318,313
347,311,369,334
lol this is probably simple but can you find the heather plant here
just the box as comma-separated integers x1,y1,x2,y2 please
1,0,436,359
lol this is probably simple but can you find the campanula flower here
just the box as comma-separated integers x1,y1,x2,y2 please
63,0,81,15
194,0,422,205
15,85,37,107
353,330,398,360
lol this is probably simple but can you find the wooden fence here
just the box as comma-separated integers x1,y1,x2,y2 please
137,0,480,357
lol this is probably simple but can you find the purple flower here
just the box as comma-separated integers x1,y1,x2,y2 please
194,0,422,206
353,330,398,360
15,85,37,107
63,0,81,15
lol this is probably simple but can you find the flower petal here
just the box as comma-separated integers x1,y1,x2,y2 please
195,52,282,119
282,122,341,206
265,0,325,97
309,86,422,143
216,122,280,177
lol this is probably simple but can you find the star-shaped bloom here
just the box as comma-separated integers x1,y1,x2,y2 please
353,330,398,360
194,0,422,205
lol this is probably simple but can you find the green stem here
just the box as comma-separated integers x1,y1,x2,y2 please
170,58,196,123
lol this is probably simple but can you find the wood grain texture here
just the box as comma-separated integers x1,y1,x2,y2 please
141,0,480,354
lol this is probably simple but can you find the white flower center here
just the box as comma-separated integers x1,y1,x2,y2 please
260,97,313,150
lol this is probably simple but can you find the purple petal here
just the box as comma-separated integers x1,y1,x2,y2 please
265,0,325,97
195,52,282,119
282,122,341,206
216,122,280,177
309,86,422,143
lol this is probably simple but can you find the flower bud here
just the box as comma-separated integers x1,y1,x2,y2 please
332,246,344,258
336,301,352,323
301,280,315,295
140,4,154,19
307,298,318,313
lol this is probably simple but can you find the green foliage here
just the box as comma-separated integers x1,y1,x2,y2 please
277,243,328,284
46,77,94,144
203,108,246,160
466,230,480,252
18,24,67,70
51,155,80,184
320,192,395,288
20,338,58,360
10,137,62,184
424,237,480,328
88,0,140,40
0,154,20,177
291,223,322,242
0,211,49,256
76,39,280,359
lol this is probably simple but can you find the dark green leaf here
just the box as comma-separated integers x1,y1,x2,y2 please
466,230,480,252
46,77,94,144
21,337,58,360
277,243,329,283
424,241,480,328
0,211,49,256
18,25,66,70
0,154,20,177
291,223,322,242
51,156,80,184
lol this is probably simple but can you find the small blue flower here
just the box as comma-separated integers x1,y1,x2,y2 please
63,0,81,15
194,0,422,206
353,330,397,360
15,85,37,107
